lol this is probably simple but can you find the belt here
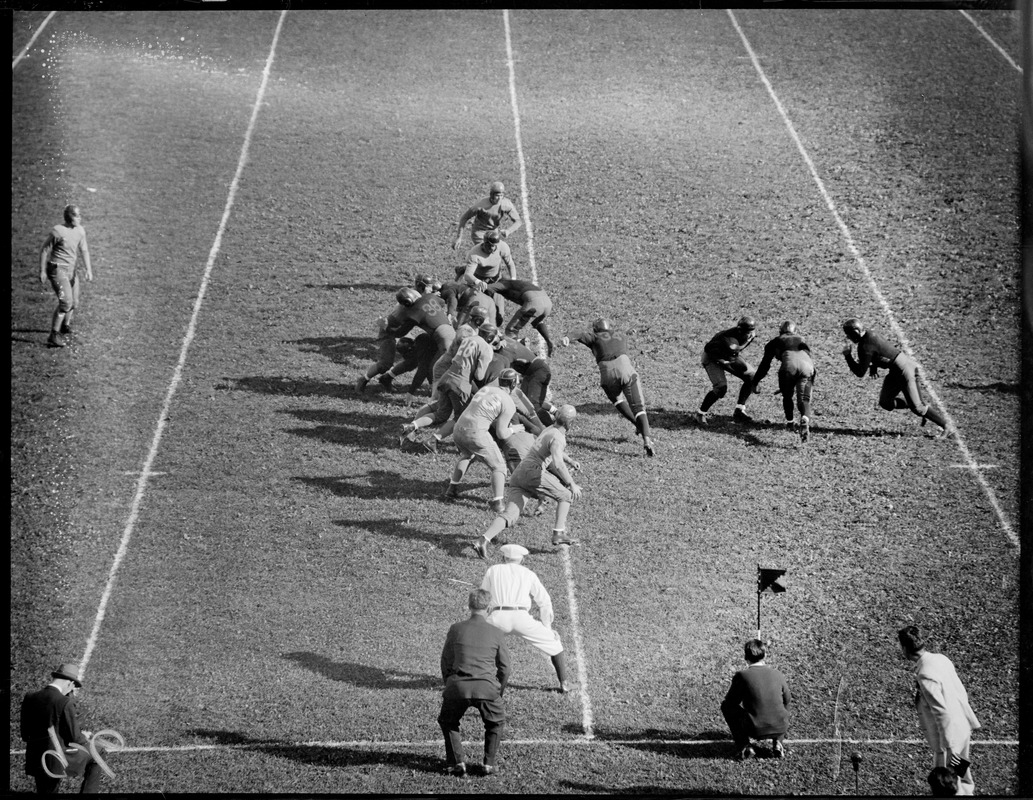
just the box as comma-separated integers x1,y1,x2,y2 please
598,353,622,362
490,606,528,612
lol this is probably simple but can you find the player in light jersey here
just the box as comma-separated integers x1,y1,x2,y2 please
39,204,93,348
400,322,497,452
474,405,582,559
460,232,517,324
452,181,522,249
444,370,523,509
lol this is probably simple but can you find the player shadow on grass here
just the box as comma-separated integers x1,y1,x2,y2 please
281,652,440,690
316,281,399,293
331,517,471,557
297,470,452,502
291,334,380,366
568,725,735,761
283,410,415,449
560,780,734,796
944,378,1018,394
184,729,445,774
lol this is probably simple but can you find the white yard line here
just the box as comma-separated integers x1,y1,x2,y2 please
12,11,57,70
503,9,539,288
503,9,595,741
78,10,289,677
726,10,1018,549
9,735,1018,756
960,10,1023,73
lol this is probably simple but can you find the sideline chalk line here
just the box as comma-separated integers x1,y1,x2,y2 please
960,9,1022,73
9,734,1018,757
726,10,1018,549
12,11,56,70
78,10,290,677
503,9,595,741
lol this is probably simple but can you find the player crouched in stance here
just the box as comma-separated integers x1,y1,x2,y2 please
444,369,524,510
692,316,759,425
841,318,953,437
751,321,816,443
356,287,418,392
474,405,582,559
563,317,656,457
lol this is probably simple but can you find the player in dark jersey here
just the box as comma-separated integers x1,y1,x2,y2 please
484,278,558,356
356,288,418,392
395,286,456,358
752,321,816,443
483,335,555,435
692,316,758,425
563,318,655,457
841,318,953,437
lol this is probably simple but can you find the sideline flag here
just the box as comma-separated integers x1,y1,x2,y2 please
758,566,787,593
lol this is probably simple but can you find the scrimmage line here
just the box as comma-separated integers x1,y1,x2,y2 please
726,9,1018,549
8,736,1018,756
502,9,597,742
77,10,289,678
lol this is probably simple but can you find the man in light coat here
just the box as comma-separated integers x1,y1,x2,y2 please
898,625,981,795
480,544,571,693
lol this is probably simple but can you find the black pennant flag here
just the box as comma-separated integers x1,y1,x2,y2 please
758,567,787,594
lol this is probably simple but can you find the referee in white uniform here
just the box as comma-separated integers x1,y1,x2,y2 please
480,544,571,693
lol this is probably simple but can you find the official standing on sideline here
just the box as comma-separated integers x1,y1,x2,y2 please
438,589,511,778
480,544,572,694
39,204,93,348
898,625,981,795
20,662,102,793
751,321,817,442
842,318,953,437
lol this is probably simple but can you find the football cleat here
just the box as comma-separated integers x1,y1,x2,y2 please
355,375,369,393
799,416,810,443
473,538,489,560
47,332,67,348
691,411,708,426
643,437,655,457
733,408,753,423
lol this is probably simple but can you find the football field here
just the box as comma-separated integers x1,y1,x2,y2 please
9,8,1024,794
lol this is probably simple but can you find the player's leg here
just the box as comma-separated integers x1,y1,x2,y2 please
532,317,557,357
62,274,80,334
777,371,795,423
504,305,534,337
603,380,637,426
878,370,909,411
696,355,727,420
46,266,72,346
729,359,757,419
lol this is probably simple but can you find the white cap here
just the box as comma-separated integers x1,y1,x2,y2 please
499,543,529,560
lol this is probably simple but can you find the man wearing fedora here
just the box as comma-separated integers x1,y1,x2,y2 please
20,662,101,793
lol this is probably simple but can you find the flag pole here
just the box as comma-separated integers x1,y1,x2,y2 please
756,564,761,639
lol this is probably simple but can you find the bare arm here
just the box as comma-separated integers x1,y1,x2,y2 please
453,208,476,250
39,235,54,283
